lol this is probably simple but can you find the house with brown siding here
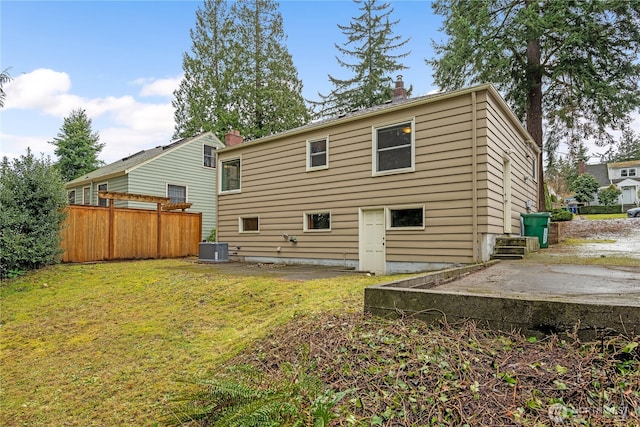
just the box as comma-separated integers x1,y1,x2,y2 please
216,83,539,274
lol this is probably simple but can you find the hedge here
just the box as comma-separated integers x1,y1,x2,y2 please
578,205,623,214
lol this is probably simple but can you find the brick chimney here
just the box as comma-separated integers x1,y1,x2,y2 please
392,75,408,102
578,159,585,175
224,130,243,147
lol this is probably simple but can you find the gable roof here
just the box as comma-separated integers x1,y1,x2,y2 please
66,132,223,188
584,163,610,187
607,159,640,169
217,83,538,155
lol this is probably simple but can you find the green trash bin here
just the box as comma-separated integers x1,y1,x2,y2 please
521,212,551,248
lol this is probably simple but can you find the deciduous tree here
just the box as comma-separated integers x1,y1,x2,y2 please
429,0,640,210
49,109,104,182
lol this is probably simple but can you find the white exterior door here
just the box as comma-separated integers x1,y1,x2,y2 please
503,158,512,234
359,209,386,274
622,186,635,205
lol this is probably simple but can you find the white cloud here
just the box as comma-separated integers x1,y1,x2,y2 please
0,133,54,161
4,68,79,115
135,76,182,97
1,68,177,164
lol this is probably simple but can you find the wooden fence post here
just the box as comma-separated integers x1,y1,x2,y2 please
108,199,115,260
157,203,162,258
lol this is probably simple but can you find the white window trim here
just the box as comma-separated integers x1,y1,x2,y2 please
219,155,242,194
203,144,216,169
303,211,332,232
238,215,260,233
82,186,91,205
306,136,329,171
166,183,188,203
372,118,416,177
385,204,426,230
68,190,76,204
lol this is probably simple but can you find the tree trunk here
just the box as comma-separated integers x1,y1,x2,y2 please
525,1,545,211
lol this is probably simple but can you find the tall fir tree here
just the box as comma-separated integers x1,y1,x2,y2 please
230,0,309,139
49,109,104,182
613,126,640,162
173,0,236,140
173,0,309,141
312,0,410,118
429,0,640,210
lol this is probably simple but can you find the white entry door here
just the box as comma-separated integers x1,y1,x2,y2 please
359,209,386,274
503,158,512,234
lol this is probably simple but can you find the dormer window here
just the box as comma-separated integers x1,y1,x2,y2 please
621,168,636,177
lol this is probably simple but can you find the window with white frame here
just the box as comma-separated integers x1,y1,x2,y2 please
304,212,331,231
167,184,187,203
204,145,216,168
97,183,108,207
621,168,637,177
220,157,241,192
68,190,76,205
307,137,328,170
387,206,425,229
374,120,415,174
239,216,259,233
83,186,91,205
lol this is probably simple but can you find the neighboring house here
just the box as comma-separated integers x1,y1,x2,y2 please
216,83,539,274
584,159,640,207
66,132,225,240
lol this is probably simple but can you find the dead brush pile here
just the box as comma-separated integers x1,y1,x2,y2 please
231,312,639,426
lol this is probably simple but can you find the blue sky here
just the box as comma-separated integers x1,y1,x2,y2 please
3,1,636,165
1,0,443,163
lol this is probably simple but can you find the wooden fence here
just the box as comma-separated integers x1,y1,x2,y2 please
61,205,202,263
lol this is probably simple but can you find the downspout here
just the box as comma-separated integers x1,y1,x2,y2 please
471,91,478,263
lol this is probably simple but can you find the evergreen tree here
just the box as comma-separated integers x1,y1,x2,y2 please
312,0,410,118
173,0,309,141
49,109,104,182
613,126,640,162
429,0,640,210
569,173,600,204
0,150,68,278
173,0,236,140
230,0,309,139
0,67,12,108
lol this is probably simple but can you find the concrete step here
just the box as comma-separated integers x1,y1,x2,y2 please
494,246,528,256
492,236,540,260
491,253,525,260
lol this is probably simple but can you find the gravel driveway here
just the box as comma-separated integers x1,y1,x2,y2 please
553,217,640,260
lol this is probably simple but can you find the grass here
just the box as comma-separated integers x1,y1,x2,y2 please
3,250,638,425
582,213,627,220
0,259,399,426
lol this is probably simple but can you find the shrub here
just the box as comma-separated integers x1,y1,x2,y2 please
578,205,623,214
0,150,67,278
597,184,622,206
550,209,573,222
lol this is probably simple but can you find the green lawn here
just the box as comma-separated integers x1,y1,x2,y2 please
583,213,627,219
0,259,397,426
